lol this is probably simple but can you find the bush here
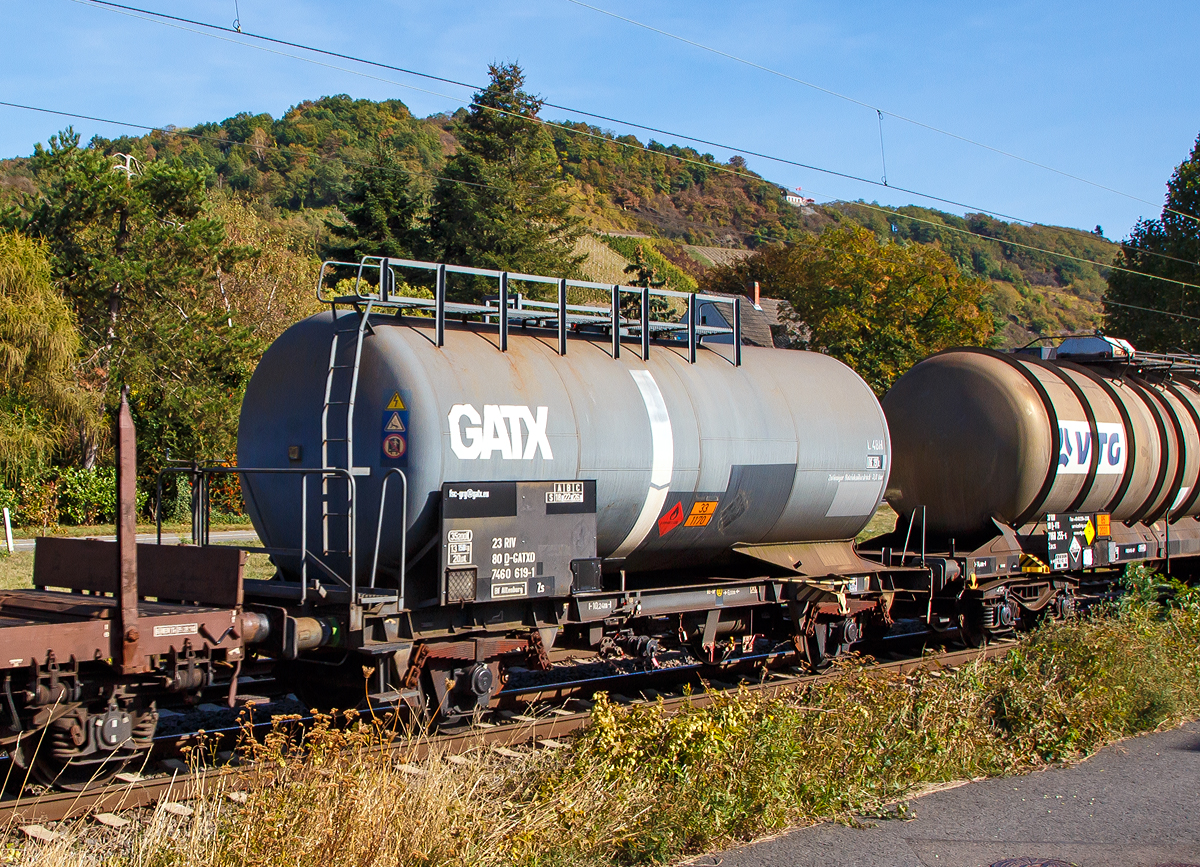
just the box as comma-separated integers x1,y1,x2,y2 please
16,475,57,528
24,599,1198,867
56,466,117,525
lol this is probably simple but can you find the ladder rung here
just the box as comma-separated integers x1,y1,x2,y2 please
323,437,349,443
329,364,354,370
325,400,350,406
322,512,351,518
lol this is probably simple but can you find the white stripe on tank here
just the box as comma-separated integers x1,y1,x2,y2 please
611,369,674,558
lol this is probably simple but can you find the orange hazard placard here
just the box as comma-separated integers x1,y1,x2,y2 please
684,501,718,527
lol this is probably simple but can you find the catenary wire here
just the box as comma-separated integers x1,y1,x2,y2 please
68,0,1200,274
6,95,1196,325
5,75,1195,299
73,0,1182,251
562,0,1200,227
0,99,495,191
21,8,1200,294
3,66,1195,301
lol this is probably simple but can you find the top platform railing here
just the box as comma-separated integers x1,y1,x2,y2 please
316,256,744,365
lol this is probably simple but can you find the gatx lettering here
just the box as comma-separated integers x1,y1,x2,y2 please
449,404,553,460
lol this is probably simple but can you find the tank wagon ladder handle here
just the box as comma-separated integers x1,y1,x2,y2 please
372,468,408,604
319,298,374,554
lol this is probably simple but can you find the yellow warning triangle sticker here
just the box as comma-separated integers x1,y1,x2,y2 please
385,412,405,432
386,392,406,410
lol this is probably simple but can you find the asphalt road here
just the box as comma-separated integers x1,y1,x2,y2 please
713,720,1200,867
7,530,260,553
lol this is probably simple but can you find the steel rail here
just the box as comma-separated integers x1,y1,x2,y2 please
0,641,1014,826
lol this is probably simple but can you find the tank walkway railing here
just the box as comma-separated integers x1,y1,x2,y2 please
154,466,372,607
316,255,744,366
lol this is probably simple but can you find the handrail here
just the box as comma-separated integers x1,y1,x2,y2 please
372,468,408,607
153,465,358,606
314,256,744,365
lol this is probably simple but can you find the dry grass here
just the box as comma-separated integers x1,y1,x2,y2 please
5,584,1199,867
575,234,632,286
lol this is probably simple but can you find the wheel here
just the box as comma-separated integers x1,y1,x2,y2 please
802,623,829,672
956,597,987,649
12,703,157,791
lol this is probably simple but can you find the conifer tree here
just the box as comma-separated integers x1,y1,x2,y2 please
325,138,429,264
427,64,584,284
1104,133,1200,352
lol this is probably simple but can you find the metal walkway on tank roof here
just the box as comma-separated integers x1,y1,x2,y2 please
316,255,748,367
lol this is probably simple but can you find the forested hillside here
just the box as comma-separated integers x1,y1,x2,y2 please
0,71,1130,522
0,92,1115,348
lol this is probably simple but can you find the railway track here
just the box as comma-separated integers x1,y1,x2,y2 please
0,640,1016,827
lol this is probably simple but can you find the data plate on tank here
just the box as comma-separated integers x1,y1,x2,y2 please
439,481,597,604
1046,512,1109,571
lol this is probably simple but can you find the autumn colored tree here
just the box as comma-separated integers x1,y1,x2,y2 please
1104,133,1200,352
0,231,99,481
700,225,994,393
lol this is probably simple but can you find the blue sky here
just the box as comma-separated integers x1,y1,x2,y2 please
5,0,1198,238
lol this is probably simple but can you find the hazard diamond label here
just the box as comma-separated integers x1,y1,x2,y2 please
658,501,685,536
386,392,406,410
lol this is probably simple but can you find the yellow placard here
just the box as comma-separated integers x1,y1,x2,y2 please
1096,513,1111,537
1083,518,1095,545
387,392,406,410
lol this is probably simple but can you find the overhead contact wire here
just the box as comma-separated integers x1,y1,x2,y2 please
74,0,1121,236
563,0,1200,227
42,1,1200,292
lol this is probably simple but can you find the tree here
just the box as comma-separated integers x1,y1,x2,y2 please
427,64,584,284
324,138,429,265
700,225,994,393
621,244,669,319
1103,133,1200,352
0,231,99,481
2,128,259,470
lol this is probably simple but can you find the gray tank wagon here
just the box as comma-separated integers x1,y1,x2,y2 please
238,309,890,589
221,257,900,717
